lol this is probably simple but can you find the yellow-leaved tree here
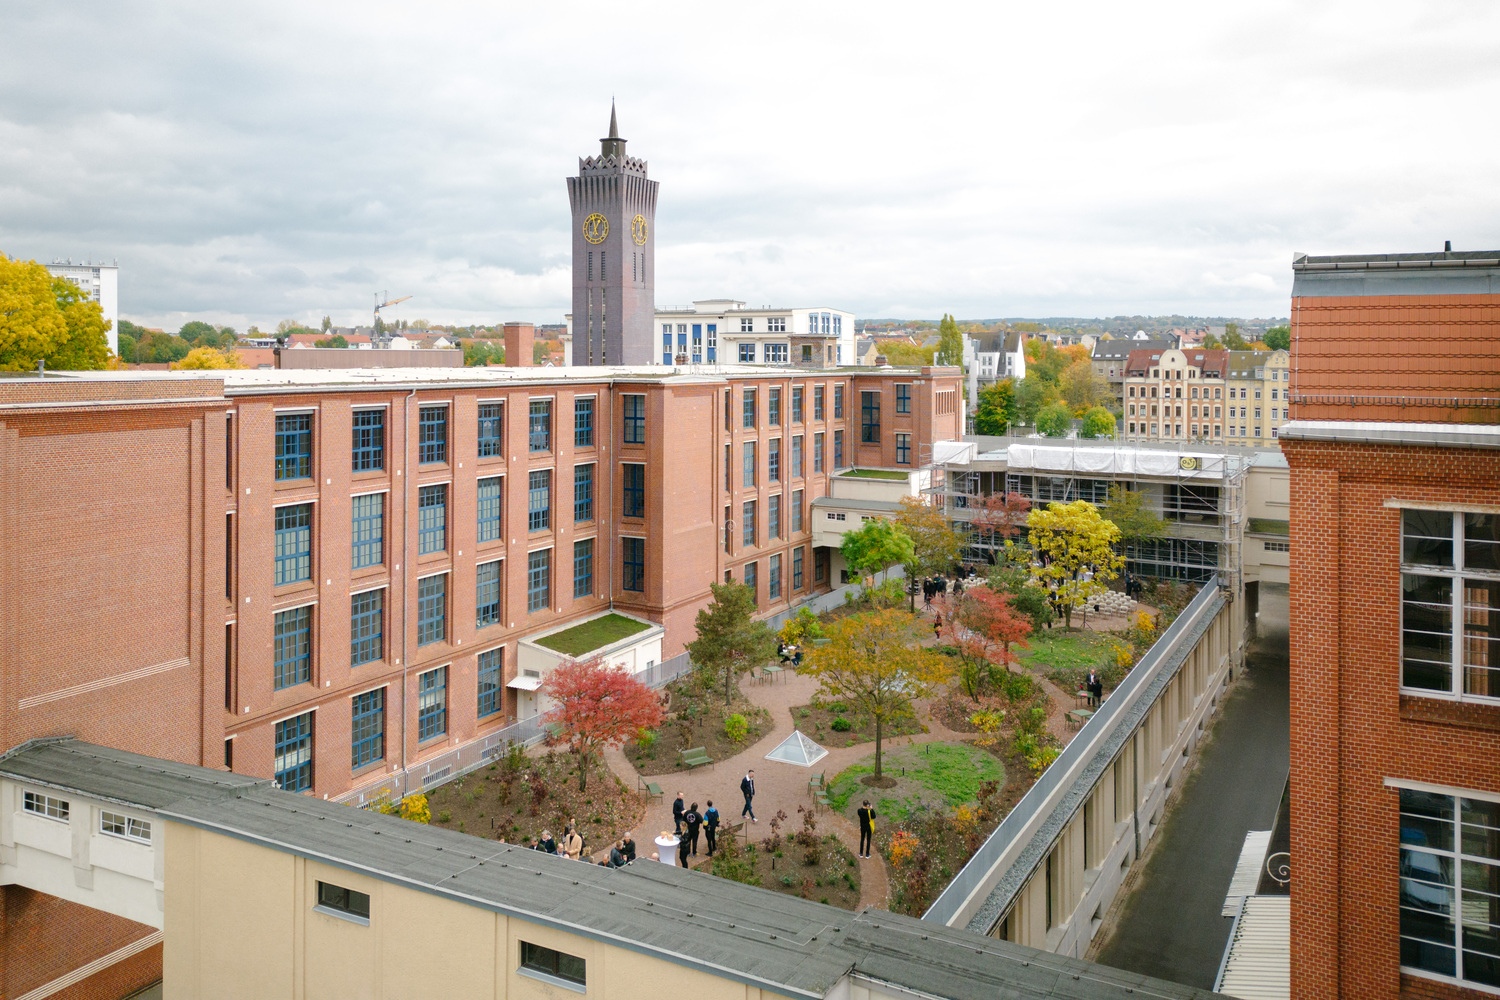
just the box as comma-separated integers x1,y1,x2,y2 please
1026,500,1124,629
799,609,952,778
0,254,109,370
893,495,963,612
172,346,246,370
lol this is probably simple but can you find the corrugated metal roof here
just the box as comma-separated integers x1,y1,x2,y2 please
1214,896,1289,1000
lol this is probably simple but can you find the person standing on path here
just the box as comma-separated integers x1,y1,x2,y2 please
672,791,686,834
683,803,703,857
740,770,757,822
620,832,637,863
536,830,557,855
702,801,720,856
563,825,583,860
856,800,877,859
1085,669,1103,708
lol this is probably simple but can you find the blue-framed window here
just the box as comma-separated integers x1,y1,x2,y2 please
477,403,503,458
768,439,780,482
418,405,447,464
477,560,501,628
792,386,804,423
622,536,645,592
528,400,551,452
896,384,912,414
528,469,551,531
417,667,447,742
792,489,804,533
574,464,594,522
351,689,384,770
896,432,911,465
275,504,312,586
834,429,844,469
765,343,788,364
814,432,825,473
275,413,312,480
418,484,447,554
417,574,446,646
769,494,781,540
622,463,644,519
742,389,756,428
769,553,782,600
792,435,803,477
834,384,844,419
738,343,755,363
814,385,825,421
706,323,716,363
662,325,673,365
743,500,756,547
352,493,383,568
691,324,702,363
274,605,312,689
744,561,757,604
769,387,781,425
573,539,593,598
477,648,503,719
527,549,550,613
574,397,594,447
352,409,384,472
274,712,313,792
743,442,756,487
861,391,881,444
477,476,502,543
622,394,646,444
793,546,804,590
350,589,383,666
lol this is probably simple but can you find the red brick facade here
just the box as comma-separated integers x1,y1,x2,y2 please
1285,255,1500,1000
0,886,160,1000
0,367,961,806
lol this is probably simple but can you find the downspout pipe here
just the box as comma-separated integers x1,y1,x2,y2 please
401,386,416,797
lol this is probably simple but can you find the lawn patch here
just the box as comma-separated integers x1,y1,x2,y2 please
791,699,924,749
837,468,909,481
535,613,651,657
825,743,1002,820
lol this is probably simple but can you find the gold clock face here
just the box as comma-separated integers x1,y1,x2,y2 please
632,214,648,245
583,213,609,245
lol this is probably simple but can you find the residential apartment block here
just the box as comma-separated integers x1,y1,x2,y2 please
652,300,857,367
44,258,119,355
1282,248,1500,999
0,364,960,809
1224,349,1290,446
1091,336,1175,403
1120,347,1228,443
964,331,1027,408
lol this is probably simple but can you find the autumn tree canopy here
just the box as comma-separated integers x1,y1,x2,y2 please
800,609,952,778
1027,500,1124,629
541,655,664,790
0,255,109,371
839,517,915,593
687,582,778,704
893,495,962,610
936,586,1033,701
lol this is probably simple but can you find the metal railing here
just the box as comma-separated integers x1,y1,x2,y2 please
337,651,696,807
922,574,1226,928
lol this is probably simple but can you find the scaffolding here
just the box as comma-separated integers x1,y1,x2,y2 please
924,437,1249,587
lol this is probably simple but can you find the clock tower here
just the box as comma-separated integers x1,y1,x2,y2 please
567,103,658,366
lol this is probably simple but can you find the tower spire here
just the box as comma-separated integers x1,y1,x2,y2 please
600,101,626,159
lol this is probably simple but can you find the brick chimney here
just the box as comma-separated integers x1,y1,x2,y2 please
503,323,534,367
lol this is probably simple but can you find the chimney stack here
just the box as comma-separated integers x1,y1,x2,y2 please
503,323,535,367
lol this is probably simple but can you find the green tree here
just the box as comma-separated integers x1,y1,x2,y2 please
839,518,915,594
321,315,333,333
686,582,778,705
1222,323,1249,351
314,334,349,349
173,346,245,370
936,313,965,367
1202,333,1222,349
1027,500,1124,629
179,320,216,344
893,496,962,611
1036,402,1072,437
777,606,823,648
1014,377,1059,426
465,341,503,366
1078,406,1116,439
974,378,1016,435
800,609,952,778
1264,325,1290,351
533,341,550,364
0,255,109,371
1099,483,1168,550
1059,361,1112,413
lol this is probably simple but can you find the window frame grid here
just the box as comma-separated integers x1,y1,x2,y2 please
351,688,385,770
622,463,645,519
574,396,595,447
418,484,448,555
527,549,551,613
417,666,447,742
529,399,552,453
351,409,385,472
476,560,502,628
574,464,594,522
274,503,313,586
1400,510,1500,702
477,402,503,458
418,405,448,465
622,536,645,593
351,493,384,569
574,538,594,598
528,469,552,532
622,394,646,445
274,712,313,793
417,573,447,646
350,589,384,667
477,648,503,719
477,477,503,543
274,605,312,690
275,412,312,481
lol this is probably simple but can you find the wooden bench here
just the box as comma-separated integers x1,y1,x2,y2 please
679,746,713,770
638,776,663,800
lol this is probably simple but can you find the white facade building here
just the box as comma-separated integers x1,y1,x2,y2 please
45,260,119,355
965,331,1027,408
653,300,858,366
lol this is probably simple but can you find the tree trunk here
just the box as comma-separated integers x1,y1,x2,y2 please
725,662,734,706
577,749,590,792
874,716,884,779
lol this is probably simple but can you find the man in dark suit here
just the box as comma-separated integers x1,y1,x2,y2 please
856,800,877,859
672,791,686,834
740,770,756,822
620,832,637,863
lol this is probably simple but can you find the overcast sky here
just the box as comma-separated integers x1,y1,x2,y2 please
3,2,1498,332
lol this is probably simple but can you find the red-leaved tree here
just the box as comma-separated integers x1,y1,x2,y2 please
542,655,665,791
970,491,1031,558
937,586,1034,701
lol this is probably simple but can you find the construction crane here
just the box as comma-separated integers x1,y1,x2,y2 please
373,291,412,337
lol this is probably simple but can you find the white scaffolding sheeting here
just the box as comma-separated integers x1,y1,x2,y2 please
1006,443,1241,480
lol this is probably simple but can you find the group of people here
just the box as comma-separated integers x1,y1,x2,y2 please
776,643,803,668
526,826,642,869
671,793,722,862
